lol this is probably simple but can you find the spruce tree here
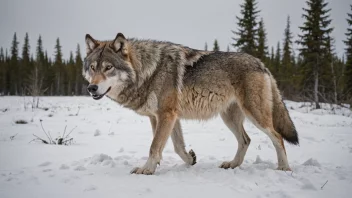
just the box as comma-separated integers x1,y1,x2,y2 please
75,44,84,95
213,39,220,51
0,47,3,94
281,16,294,98
22,33,30,64
227,45,230,52
297,0,334,108
36,35,44,62
21,33,30,95
257,18,268,62
54,38,63,95
274,42,281,78
344,5,352,103
204,42,208,51
35,35,49,96
232,0,260,56
67,51,75,95
282,16,293,73
270,46,274,67
10,33,19,95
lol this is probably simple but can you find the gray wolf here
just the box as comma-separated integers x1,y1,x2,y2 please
83,33,299,175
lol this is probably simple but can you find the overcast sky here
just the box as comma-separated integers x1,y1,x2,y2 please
0,0,350,60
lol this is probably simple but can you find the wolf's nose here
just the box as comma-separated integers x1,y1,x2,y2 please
87,84,98,93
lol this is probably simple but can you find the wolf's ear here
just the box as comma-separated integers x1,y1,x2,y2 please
85,34,98,55
110,33,128,55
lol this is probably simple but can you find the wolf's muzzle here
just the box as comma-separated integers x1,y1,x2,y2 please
87,84,98,93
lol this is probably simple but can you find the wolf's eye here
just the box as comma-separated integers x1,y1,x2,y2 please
106,65,113,70
90,65,95,71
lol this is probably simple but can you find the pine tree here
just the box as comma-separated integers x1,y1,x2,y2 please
204,42,208,51
232,0,260,56
274,42,281,78
282,16,293,73
321,36,337,103
257,18,268,62
26,35,46,99
213,39,220,51
227,45,230,52
297,0,334,108
281,16,294,98
75,44,85,95
344,5,352,103
54,38,63,95
21,33,30,95
10,33,19,95
67,51,75,95
0,47,3,94
22,33,30,64
35,35,49,96
36,35,44,62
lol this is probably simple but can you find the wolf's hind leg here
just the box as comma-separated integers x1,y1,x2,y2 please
219,103,251,169
171,120,196,165
241,74,291,171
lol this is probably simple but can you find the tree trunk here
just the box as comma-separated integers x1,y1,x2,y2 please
314,70,320,109
330,60,337,104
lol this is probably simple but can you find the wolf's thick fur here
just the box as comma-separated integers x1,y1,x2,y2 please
83,33,299,175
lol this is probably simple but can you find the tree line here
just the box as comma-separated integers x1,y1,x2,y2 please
0,0,351,108
0,34,87,97
205,0,352,108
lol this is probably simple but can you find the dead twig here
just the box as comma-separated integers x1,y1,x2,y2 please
39,119,52,143
64,126,77,140
321,180,328,190
62,125,67,139
10,133,18,141
31,134,49,144
75,107,80,116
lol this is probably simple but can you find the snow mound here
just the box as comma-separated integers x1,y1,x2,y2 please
89,154,115,167
302,158,321,167
94,129,101,136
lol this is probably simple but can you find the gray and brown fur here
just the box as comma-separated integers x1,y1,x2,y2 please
83,33,299,175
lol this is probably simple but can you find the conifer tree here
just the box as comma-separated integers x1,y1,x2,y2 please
344,5,352,103
297,0,334,108
75,44,85,95
21,33,30,94
281,16,294,98
257,18,268,62
227,45,230,52
54,38,63,95
0,47,3,94
274,42,281,78
10,33,19,95
232,0,260,56
67,51,75,95
204,42,208,51
22,33,30,64
36,35,44,62
213,39,220,51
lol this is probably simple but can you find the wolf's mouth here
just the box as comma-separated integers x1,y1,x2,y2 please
92,87,111,100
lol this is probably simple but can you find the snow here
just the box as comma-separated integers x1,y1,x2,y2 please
0,96,352,198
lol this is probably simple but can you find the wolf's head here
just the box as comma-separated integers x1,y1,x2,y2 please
83,33,135,100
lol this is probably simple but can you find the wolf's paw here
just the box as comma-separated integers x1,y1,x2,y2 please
189,149,197,165
276,166,292,171
130,167,154,175
219,161,240,169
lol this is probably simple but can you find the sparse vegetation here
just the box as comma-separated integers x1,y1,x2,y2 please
30,119,76,145
15,119,28,124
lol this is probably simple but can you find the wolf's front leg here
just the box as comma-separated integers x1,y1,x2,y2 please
131,110,177,175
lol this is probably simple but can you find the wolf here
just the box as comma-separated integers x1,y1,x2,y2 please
83,33,299,175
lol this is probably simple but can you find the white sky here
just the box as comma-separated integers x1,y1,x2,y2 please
0,0,350,59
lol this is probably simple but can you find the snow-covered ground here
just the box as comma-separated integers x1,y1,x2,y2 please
0,96,351,198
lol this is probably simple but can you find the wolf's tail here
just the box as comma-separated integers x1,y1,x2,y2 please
270,75,299,145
